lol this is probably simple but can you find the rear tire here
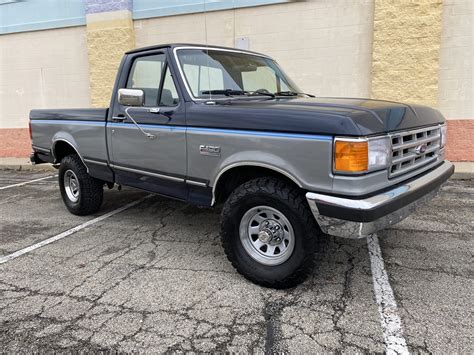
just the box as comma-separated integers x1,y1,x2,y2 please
221,177,322,289
58,154,103,216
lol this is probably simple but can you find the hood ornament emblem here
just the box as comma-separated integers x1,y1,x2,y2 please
414,143,428,155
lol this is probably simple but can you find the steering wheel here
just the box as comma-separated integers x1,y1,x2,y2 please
253,88,271,94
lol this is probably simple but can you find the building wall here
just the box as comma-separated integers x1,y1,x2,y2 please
135,0,375,97
85,1,135,107
371,0,473,162
0,26,91,157
0,0,472,162
371,0,443,108
438,0,473,162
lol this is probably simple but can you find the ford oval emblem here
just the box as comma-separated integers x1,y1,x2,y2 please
415,144,428,155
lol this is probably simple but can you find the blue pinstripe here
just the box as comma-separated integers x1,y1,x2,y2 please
32,119,333,141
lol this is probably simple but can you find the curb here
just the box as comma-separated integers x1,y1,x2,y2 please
451,172,473,180
451,162,474,180
0,164,57,172
0,158,56,172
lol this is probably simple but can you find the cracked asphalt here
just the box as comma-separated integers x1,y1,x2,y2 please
0,170,472,353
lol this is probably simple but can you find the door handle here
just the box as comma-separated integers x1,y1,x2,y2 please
112,116,125,122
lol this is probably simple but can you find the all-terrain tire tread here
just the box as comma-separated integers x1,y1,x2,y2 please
59,154,103,216
221,177,322,289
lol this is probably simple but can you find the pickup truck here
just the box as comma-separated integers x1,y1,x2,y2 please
30,43,454,288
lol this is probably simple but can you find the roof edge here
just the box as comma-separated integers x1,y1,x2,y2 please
125,43,268,57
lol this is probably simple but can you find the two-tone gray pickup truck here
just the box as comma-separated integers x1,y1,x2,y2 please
30,44,454,288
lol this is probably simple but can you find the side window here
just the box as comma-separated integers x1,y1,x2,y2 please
126,54,165,106
160,67,180,107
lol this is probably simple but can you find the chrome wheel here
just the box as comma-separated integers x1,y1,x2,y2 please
64,169,80,203
239,206,295,266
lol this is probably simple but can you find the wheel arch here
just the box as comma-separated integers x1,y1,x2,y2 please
52,138,88,170
212,162,303,205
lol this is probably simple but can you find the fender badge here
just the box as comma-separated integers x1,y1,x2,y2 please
200,145,221,157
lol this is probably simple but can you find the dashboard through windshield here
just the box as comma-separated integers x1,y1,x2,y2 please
175,48,301,99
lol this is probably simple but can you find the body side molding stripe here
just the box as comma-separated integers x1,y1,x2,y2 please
83,158,108,167
83,160,209,187
32,145,50,153
32,120,105,126
187,126,332,141
109,164,185,183
32,119,333,141
186,179,208,187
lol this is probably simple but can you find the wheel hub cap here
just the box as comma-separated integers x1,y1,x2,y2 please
64,169,80,203
258,230,273,244
239,206,295,266
258,219,284,245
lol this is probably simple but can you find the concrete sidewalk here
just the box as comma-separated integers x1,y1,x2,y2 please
0,158,56,172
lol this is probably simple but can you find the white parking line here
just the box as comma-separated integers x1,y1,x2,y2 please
0,195,151,265
367,234,409,355
0,175,58,190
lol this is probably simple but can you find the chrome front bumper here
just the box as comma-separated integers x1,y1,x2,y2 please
306,161,454,239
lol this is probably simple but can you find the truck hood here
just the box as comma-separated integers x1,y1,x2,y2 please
188,97,445,136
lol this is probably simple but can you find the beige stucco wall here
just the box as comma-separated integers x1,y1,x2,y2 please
134,0,375,98
0,26,91,129
86,10,135,108
371,0,443,107
438,0,473,119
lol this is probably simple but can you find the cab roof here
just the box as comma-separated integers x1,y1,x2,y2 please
125,43,269,58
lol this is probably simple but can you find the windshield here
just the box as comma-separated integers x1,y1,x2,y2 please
176,48,301,99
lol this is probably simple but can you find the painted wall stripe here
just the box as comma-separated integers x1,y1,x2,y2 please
85,0,132,15
0,195,150,265
367,234,409,354
132,0,290,20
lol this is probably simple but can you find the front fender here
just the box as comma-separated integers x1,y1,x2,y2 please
211,150,303,189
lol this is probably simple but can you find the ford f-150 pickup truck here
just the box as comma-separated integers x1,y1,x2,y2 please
30,43,454,288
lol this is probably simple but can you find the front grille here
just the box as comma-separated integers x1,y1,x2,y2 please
389,125,441,178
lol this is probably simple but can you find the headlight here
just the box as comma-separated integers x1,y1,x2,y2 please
334,136,390,174
440,124,447,148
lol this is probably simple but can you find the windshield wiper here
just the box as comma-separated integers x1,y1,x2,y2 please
200,89,314,99
275,91,315,98
249,90,275,98
201,89,249,97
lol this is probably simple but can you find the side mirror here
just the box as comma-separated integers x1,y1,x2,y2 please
118,88,145,106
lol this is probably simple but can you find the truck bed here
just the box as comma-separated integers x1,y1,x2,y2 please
30,108,110,180
30,108,108,122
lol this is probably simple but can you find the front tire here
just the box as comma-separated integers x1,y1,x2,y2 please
221,177,322,288
58,154,103,216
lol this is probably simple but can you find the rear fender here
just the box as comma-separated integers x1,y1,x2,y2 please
51,132,88,170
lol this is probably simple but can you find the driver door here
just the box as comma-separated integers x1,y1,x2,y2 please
108,51,187,199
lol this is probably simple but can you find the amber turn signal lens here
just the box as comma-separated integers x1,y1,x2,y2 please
334,140,368,172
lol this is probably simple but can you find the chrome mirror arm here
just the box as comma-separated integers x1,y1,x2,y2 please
124,107,158,140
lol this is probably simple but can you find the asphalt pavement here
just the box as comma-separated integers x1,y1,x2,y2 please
0,170,472,352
